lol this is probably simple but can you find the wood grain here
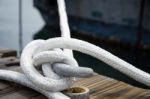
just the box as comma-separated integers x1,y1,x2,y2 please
0,48,150,99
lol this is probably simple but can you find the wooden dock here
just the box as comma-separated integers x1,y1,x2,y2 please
0,48,150,99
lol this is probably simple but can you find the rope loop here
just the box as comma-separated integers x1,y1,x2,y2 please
20,39,94,91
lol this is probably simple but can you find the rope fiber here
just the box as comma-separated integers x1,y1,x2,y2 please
0,0,150,99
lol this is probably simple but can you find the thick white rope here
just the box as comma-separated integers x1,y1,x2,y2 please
0,70,69,99
0,0,150,99
57,0,73,56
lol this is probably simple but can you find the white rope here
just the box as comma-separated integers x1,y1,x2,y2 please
57,0,73,57
0,0,150,99
0,0,93,99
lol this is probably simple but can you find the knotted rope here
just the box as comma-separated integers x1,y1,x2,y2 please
0,0,150,99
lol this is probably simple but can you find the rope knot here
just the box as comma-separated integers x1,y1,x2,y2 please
21,39,93,92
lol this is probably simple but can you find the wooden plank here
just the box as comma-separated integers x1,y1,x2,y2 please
0,72,150,99
0,75,150,99
0,48,150,99
0,48,17,58
0,88,39,99
0,57,19,67
74,75,150,99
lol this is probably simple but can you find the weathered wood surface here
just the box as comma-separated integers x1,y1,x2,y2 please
0,48,19,67
0,48,17,58
0,48,150,99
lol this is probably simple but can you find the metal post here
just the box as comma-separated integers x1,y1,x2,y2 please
19,0,23,55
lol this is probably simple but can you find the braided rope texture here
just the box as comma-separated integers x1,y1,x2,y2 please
0,0,150,99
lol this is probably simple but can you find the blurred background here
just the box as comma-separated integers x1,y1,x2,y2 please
0,0,150,88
